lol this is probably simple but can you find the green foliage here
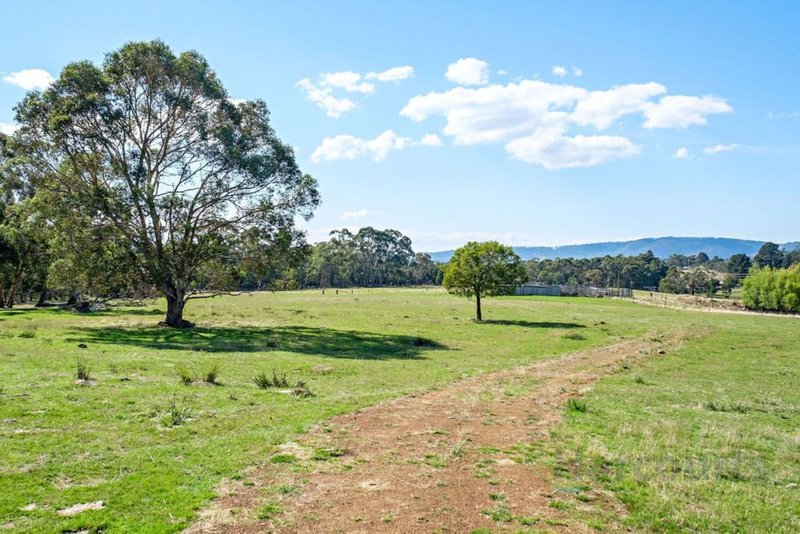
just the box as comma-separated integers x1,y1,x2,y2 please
741,265,800,312
13,40,318,326
726,253,752,275
302,227,428,288
658,266,719,296
527,251,667,288
753,242,783,268
443,241,527,320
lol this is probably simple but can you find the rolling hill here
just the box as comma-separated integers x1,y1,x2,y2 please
427,237,793,262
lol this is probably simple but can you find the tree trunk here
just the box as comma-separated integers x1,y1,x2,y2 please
6,269,25,308
35,290,49,307
162,287,194,328
475,292,482,321
0,285,5,308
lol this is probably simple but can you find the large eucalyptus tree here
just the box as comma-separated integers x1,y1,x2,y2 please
14,41,319,326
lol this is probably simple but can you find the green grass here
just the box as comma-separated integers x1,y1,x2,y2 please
0,288,797,531
548,312,800,532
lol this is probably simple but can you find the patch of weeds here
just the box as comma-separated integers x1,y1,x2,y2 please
489,493,506,501
548,499,573,510
382,514,394,524
566,398,588,413
474,457,496,478
275,484,300,495
270,454,296,464
312,447,346,461
292,380,314,398
634,375,647,384
481,505,513,523
506,443,539,464
17,329,36,339
257,501,283,520
159,397,192,427
255,370,290,388
705,401,750,413
451,439,467,458
478,446,500,454
562,332,587,341
424,454,447,468
431,429,449,435
517,515,540,526
436,479,448,487
76,358,91,381
556,484,589,496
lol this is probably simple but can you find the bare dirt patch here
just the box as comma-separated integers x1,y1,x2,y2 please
188,332,685,533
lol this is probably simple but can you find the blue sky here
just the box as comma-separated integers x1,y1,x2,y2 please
1,1,798,251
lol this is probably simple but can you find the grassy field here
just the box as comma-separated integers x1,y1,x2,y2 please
1,288,798,531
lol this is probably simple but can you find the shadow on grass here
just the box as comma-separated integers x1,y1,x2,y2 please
0,306,163,318
479,320,585,329
69,325,446,360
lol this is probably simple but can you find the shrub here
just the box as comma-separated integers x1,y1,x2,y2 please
742,265,800,312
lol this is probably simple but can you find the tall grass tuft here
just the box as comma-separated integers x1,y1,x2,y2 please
203,363,221,385
76,358,91,381
566,398,588,413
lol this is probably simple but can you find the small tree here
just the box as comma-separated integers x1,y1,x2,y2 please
442,241,527,321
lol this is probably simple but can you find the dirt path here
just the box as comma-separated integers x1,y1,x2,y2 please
188,332,684,533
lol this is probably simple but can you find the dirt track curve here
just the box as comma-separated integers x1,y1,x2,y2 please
188,331,683,533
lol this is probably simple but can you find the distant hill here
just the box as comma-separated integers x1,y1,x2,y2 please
427,237,795,262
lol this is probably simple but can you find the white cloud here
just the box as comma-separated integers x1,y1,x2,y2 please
672,147,690,159
298,65,415,117
0,123,19,135
311,130,443,163
420,134,443,146
445,58,490,86
401,74,731,169
312,130,413,163
401,80,587,144
643,95,733,129
570,83,666,130
228,98,248,106
297,78,357,118
319,71,374,94
703,143,739,154
365,66,414,82
497,69,508,76
341,209,371,222
572,66,583,77
505,127,639,169
552,65,568,77
2,68,54,90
